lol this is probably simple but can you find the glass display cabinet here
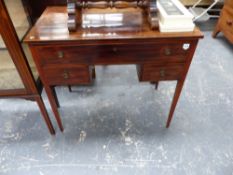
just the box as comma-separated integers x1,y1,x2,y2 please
0,0,55,135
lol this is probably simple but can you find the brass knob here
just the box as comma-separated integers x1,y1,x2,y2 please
160,70,165,77
63,70,69,79
164,48,171,56
112,47,118,53
58,51,64,58
226,20,233,26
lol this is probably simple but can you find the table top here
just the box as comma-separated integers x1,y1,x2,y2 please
24,6,203,44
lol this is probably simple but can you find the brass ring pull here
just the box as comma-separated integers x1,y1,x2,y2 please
226,20,233,26
58,51,64,58
164,48,171,56
160,69,165,77
63,70,69,79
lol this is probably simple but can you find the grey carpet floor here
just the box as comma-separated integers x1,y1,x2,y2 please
0,31,233,175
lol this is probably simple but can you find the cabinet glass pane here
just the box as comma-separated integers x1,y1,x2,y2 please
0,34,24,90
3,0,39,82
4,0,30,43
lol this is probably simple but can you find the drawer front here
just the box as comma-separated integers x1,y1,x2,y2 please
137,63,185,81
42,66,93,85
220,8,233,34
35,43,191,66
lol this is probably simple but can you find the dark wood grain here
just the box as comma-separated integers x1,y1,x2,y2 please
33,42,189,66
22,0,66,23
66,0,156,31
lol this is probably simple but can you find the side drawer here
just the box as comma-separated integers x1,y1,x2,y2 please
137,63,185,81
42,65,93,85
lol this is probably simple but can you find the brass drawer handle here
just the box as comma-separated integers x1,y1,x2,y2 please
63,70,69,79
226,20,233,26
164,48,171,56
160,69,165,77
58,51,64,58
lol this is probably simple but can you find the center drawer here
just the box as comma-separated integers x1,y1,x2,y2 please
35,43,191,66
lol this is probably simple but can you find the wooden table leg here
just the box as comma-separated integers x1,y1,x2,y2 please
212,23,220,38
92,66,96,79
166,40,199,128
151,81,159,90
166,80,185,128
51,86,60,108
68,85,72,92
35,96,55,135
44,85,64,132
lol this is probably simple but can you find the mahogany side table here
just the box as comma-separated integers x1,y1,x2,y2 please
24,7,203,131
